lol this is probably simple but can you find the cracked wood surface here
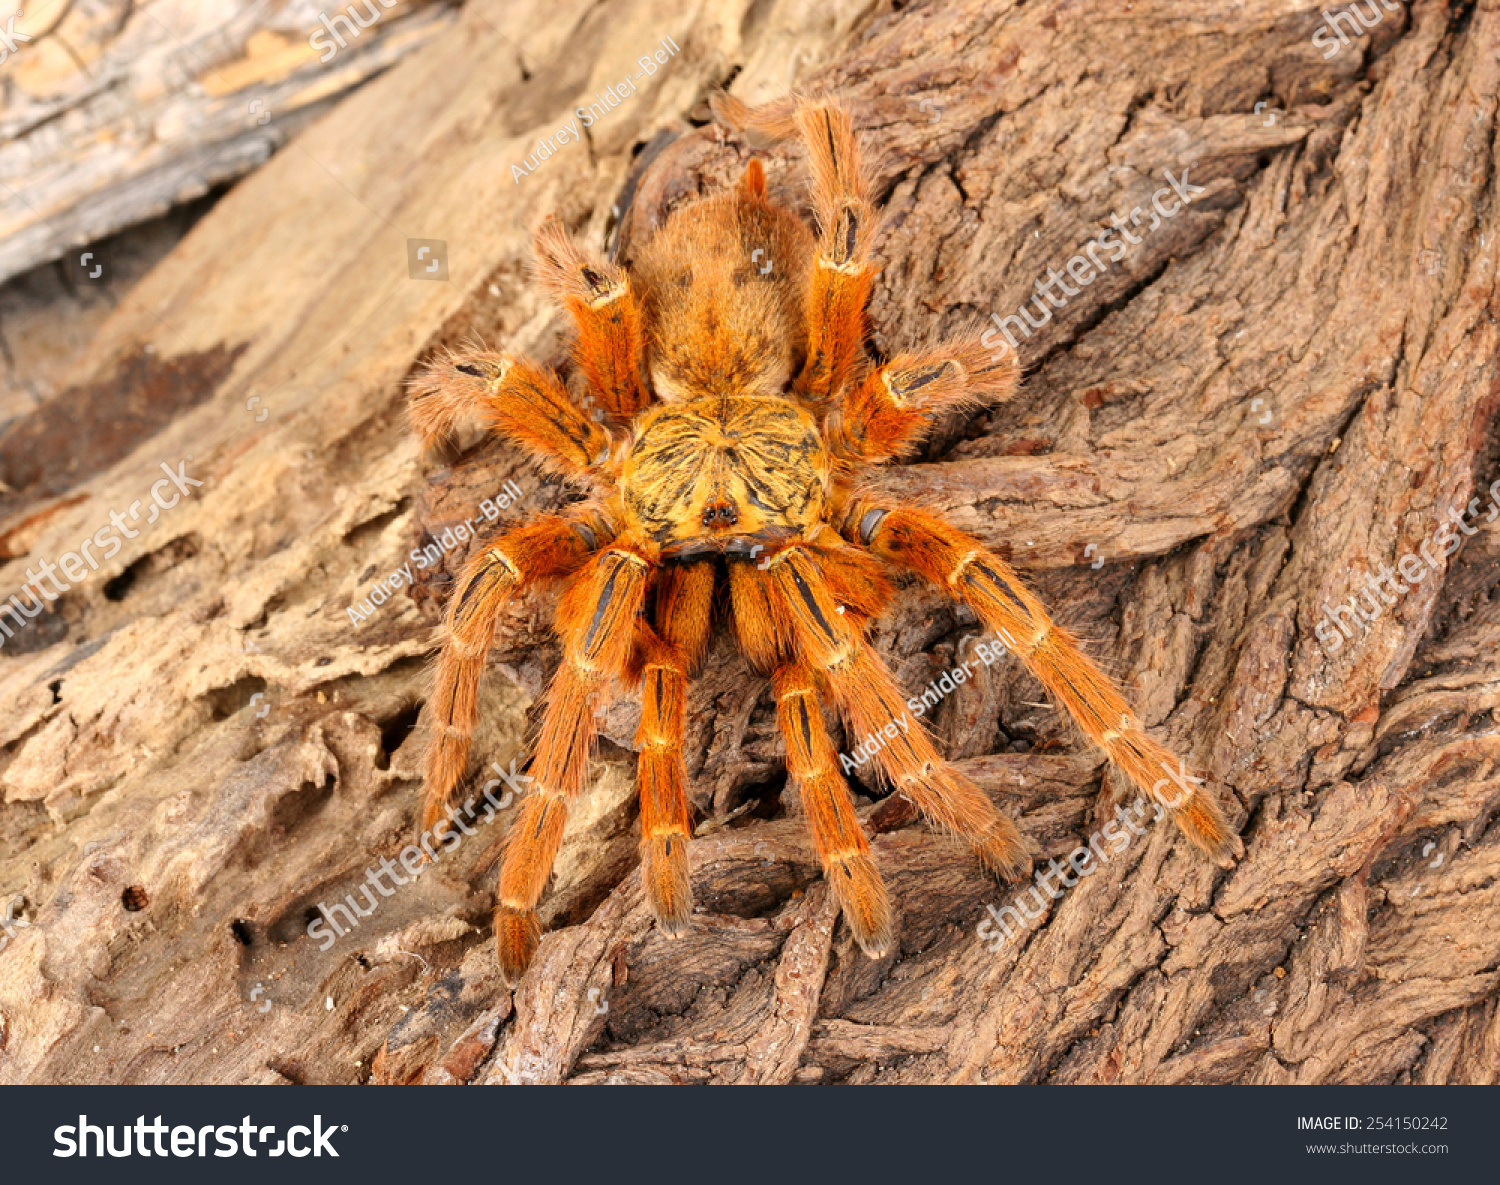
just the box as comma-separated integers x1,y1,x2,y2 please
0,0,1498,1085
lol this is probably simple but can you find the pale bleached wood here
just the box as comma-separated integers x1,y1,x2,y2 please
0,0,459,283
0,0,1497,1087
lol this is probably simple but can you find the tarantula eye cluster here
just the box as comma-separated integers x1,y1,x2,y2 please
407,93,1242,986
700,501,738,527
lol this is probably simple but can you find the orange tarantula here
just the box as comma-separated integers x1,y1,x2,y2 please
409,94,1242,986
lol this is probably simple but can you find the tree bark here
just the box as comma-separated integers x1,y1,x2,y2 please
1,0,1497,1086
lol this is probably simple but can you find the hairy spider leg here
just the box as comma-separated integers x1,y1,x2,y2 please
532,217,652,418
408,349,610,480
791,102,879,404
495,545,652,985
826,337,1021,465
727,557,782,669
632,562,715,933
710,94,878,404
844,500,1243,865
773,662,895,955
421,511,613,836
761,547,1033,880
724,534,896,949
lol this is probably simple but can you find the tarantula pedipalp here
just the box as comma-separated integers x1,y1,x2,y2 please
410,94,1242,987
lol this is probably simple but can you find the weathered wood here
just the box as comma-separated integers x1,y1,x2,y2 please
0,0,458,284
1,0,1498,1086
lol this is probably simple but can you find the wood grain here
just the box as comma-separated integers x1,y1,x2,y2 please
0,0,458,283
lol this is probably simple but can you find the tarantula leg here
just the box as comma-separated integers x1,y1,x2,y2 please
773,663,894,956
631,563,715,933
727,559,783,669
495,546,651,986
762,548,1033,880
789,102,878,404
654,561,716,662
826,338,1020,465
408,349,609,479
707,91,800,141
634,633,694,934
844,500,1244,867
532,217,651,418
421,511,613,836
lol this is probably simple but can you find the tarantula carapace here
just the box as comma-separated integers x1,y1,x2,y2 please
410,94,1242,986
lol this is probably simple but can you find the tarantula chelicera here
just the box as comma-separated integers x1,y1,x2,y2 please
410,94,1242,986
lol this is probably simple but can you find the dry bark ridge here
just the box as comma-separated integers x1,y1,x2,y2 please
0,0,1497,1085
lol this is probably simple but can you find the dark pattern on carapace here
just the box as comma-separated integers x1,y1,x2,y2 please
622,396,828,556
